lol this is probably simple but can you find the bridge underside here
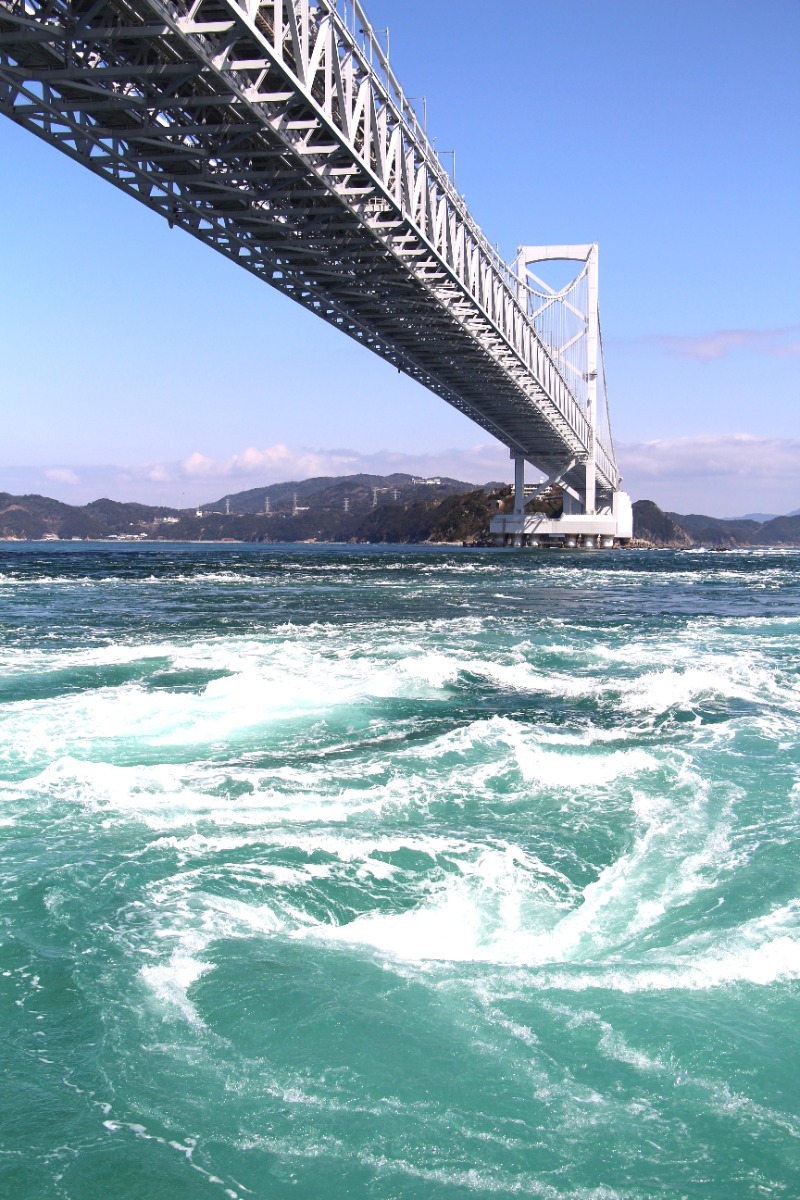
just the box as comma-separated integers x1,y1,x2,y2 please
0,0,618,508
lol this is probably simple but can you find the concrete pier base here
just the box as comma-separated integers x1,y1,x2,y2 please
490,491,633,549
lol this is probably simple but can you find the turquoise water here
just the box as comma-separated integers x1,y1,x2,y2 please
1,544,798,1199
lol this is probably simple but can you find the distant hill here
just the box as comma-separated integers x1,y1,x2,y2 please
632,501,800,547
202,473,481,517
0,475,503,544
730,508,800,521
0,492,183,540
1,482,798,548
665,512,763,547
631,501,693,548
755,514,800,545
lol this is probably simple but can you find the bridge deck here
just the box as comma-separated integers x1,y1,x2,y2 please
0,0,620,501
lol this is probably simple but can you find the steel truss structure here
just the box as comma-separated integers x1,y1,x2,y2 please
0,0,622,508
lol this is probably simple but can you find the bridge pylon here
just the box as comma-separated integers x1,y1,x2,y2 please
490,244,632,548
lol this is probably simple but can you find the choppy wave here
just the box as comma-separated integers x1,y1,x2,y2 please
2,544,799,1199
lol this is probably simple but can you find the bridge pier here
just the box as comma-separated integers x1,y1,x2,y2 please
490,487,633,549
513,454,526,519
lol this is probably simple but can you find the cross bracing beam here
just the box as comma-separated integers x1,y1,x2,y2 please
0,0,621,497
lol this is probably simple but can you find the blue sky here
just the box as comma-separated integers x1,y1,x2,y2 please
1,0,798,515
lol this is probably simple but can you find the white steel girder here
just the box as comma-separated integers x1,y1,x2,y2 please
0,0,621,498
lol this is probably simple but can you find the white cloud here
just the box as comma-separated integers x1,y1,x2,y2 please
146,464,173,482
651,325,800,361
178,444,363,480
44,467,80,485
617,434,800,515
165,442,513,487
618,434,800,482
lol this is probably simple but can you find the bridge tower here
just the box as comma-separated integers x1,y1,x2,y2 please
491,244,632,548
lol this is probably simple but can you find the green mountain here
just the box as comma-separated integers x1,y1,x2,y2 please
630,501,693,548
203,473,482,517
0,475,500,544
756,514,800,545
632,501,800,547
357,489,508,545
1,484,798,547
0,493,183,540
665,511,763,547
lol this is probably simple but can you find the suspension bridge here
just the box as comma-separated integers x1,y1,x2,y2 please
0,0,632,546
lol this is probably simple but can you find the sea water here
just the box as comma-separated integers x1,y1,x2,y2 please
0,543,798,1199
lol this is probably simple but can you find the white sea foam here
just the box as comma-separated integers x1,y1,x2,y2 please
407,715,661,786
298,761,750,977
0,639,481,769
2,608,796,783
4,692,672,837
130,782,799,1001
5,578,799,1021
329,882,800,993
10,755,410,828
140,946,213,1024
530,919,800,993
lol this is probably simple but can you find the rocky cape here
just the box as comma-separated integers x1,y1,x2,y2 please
0,479,798,547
